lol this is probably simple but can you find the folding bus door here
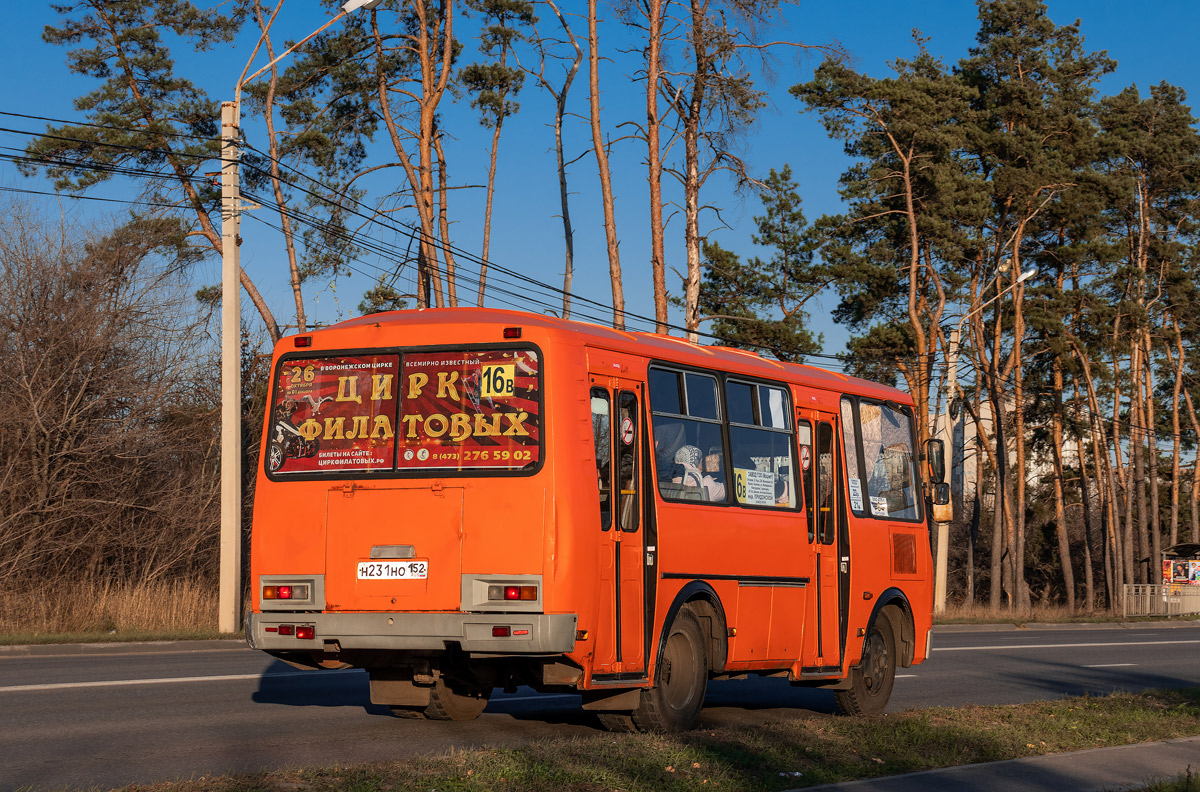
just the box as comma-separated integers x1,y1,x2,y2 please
801,417,843,671
589,377,646,677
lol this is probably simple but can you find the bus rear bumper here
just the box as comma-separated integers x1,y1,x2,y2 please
246,611,578,654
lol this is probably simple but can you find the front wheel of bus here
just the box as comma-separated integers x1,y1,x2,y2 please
633,607,707,732
834,613,896,716
424,676,491,721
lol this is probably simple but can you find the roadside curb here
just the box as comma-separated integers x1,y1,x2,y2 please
0,639,246,657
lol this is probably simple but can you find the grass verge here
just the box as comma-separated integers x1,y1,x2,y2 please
111,686,1200,792
934,602,1200,626
0,579,220,641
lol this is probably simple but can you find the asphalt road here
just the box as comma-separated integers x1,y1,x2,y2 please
2,623,1198,791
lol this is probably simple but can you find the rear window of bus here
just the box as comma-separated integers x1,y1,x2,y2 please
266,348,541,476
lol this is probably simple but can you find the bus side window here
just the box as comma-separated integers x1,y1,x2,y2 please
817,422,835,545
798,420,814,542
591,388,612,531
617,391,639,532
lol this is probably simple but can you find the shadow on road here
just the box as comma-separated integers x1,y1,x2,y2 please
250,660,392,716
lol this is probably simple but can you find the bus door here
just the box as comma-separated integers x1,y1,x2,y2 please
800,416,843,671
589,377,646,676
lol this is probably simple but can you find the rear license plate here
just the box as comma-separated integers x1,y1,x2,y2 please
356,560,429,580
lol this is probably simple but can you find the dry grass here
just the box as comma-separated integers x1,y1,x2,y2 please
935,601,1186,625
0,577,219,638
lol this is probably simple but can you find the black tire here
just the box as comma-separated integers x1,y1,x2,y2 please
835,612,897,716
424,676,491,721
596,712,638,732
267,441,285,472
633,607,708,732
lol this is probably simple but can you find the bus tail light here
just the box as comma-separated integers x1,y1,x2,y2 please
296,626,316,640
262,584,309,601
278,625,294,636
503,327,522,339
294,335,312,348
488,585,537,601
493,626,511,637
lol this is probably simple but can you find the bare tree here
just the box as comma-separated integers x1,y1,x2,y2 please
0,204,220,590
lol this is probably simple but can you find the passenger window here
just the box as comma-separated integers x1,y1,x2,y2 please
651,368,724,504
726,380,795,510
685,373,720,420
649,369,682,415
591,388,612,531
798,421,814,541
617,391,640,532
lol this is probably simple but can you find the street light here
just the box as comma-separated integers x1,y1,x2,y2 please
933,263,1037,615
219,0,381,635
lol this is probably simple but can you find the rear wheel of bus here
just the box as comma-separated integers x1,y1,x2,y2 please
632,606,708,732
424,675,491,721
834,608,897,716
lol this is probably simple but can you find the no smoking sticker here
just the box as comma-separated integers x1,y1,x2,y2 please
620,417,635,445
800,446,811,471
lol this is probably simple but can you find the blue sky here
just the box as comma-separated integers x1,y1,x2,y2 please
1,1,1198,361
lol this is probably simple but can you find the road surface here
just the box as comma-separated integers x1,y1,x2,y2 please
2,622,1198,791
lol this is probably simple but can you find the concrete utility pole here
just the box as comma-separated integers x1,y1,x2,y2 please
219,99,242,635
218,0,383,636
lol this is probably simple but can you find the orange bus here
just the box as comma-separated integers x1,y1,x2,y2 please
246,308,945,730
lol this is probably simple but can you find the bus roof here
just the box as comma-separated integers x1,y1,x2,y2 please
317,307,910,404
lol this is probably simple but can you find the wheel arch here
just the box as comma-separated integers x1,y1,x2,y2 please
863,588,916,668
656,580,728,675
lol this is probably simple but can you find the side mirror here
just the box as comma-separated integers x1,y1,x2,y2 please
924,438,946,484
932,482,952,523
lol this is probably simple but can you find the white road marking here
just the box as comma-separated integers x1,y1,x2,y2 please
896,674,917,678
934,639,1200,652
1082,663,1137,668
0,670,357,694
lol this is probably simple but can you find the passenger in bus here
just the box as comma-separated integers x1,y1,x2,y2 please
672,445,703,489
701,447,725,501
654,421,686,482
775,465,792,506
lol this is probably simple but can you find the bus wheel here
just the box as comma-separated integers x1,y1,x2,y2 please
596,713,637,732
835,614,896,716
424,677,491,721
633,607,707,732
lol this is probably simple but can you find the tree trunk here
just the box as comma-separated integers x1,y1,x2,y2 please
587,0,625,329
1050,353,1075,610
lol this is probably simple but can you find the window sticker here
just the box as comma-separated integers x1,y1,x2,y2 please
734,467,776,506
269,355,399,474
397,349,540,471
870,496,889,517
848,477,864,512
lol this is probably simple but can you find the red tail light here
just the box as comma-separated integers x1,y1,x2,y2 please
294,336,312,348
492,626,511,637
296,626,315,640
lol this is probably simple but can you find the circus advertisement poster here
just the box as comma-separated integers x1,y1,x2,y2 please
267,355,399,474
397,349,540,471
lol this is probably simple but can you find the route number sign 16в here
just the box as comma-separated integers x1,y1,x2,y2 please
482,364,515,398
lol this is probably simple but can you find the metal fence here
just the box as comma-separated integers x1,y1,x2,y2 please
1123,584,1200,617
